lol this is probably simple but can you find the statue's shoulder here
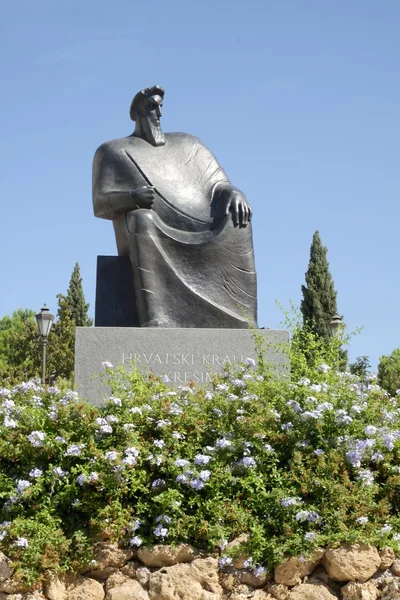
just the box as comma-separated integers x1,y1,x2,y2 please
165,132,202,146
94,136,129,154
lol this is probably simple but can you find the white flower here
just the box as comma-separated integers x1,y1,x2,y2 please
109,396,122,406
215,438,232,450
281,496,301,507
194,454,212,465
106,415,119,423
104,451,119,462
15,537,29,548
101,361,113,369
129,407,142,415
199,470,211,481
89,472,99,483
304,532,317,541
153,524,168,538
16,480,31,493
380,524,393,535
100,424,113,434
219,556,233,568
129,535,143,547
29,468,43,478
76,474,87,486
356,516,368,524
65,444,85,457
27,430,46,447
153,439,165,448
357,469,374,486
175,458,190,468
3,416,17,428
253,565,266,577
364,426,377,436
189,478,205,490
53,466,67,477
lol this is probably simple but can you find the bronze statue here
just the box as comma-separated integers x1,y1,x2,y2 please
92,86,257,328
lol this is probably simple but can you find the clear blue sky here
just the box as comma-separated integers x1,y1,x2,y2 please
1,0,399,370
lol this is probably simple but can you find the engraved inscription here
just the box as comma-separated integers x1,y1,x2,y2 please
121,351,248,385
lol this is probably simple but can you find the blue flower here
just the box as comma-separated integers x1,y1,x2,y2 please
129,535,143,547
189,478,205,490
194,454,212,465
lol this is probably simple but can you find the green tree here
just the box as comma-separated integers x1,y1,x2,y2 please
0,309,41,382
349,356,371,379
57,263,93,327
47,263,92,381
378,349,400,396
0,263,92,385
301,231,339,342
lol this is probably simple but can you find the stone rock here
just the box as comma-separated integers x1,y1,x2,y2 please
268,582,290,599
87,567,119,581
105,572,132,593
26,595,47,600
66,577,105,600
43,572,67,600
341,581,379,600
380,547,396,570
0,552,12,583
288,583,338,599
274,549,324,586
135,567,151,588
230,593,273,600
93,543,134,568
252,592,274,600
307,568,342,596
226,534,250,570
148,556,222,600
391,558,400,576
219,572,239,592
120,561,139,578
105,580,149,600
0,579,31,594
137,544,198,568
370,569,393,588
240,569,270,588
86,543,134,580
381,577,400,599
322,544,380,582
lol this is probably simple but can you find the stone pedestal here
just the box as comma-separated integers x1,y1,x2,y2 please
74,327,289,405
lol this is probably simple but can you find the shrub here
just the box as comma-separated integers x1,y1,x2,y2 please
1,330,400,584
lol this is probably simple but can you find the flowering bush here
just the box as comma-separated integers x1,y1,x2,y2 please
1,329,400,584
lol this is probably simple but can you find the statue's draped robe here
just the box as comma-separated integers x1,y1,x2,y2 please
93,133,257,328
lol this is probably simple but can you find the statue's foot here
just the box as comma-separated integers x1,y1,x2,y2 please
142,319,166,327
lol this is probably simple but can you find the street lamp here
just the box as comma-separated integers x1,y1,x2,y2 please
329,314,343,339
35,304,55,384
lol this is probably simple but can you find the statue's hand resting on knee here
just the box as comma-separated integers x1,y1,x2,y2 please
213,184,252,228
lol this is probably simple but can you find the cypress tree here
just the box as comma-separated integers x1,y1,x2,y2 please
57,263,93,326
301,231,338,341
47,263,92,381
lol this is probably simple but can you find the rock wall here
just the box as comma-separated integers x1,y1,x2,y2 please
1,541,400,600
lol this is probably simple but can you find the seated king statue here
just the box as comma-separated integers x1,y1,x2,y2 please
92,85,257,328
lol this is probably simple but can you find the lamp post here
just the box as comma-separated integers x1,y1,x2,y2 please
35,304,55,384
329,314,343,339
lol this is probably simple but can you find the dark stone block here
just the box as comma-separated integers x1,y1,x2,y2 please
95,256,139,327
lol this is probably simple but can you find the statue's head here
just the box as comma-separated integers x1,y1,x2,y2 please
130,86,165,146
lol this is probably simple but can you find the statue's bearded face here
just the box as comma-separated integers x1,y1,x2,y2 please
136,95,165,147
